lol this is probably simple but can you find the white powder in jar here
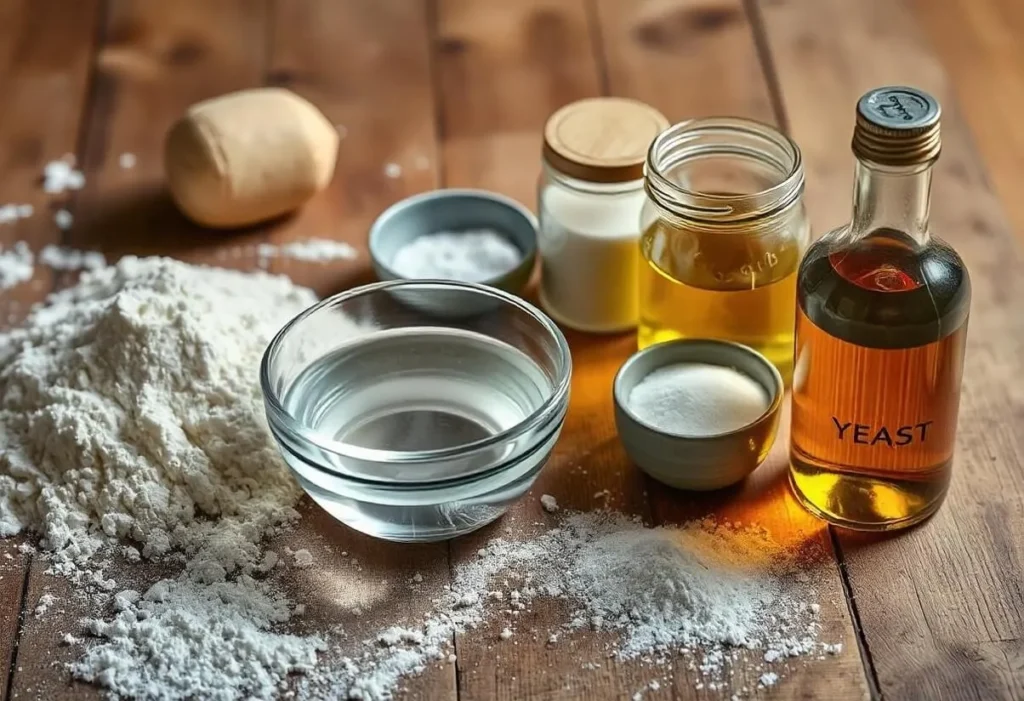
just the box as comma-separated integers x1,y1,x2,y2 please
538,183,647,332
390,229,521,282
627,363,769,435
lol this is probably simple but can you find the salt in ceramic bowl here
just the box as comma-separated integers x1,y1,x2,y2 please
612,339,783,490
368,189,538,317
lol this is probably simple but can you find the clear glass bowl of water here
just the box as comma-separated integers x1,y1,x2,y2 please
261,279,572,542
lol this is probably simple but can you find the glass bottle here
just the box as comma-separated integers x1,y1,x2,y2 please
789,86,971,531
639,118,809,382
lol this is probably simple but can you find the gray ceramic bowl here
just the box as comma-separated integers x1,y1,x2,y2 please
613,339,784,491
368,189,537,317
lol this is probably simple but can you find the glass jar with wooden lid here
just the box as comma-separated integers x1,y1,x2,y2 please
538,98,669,333
639,118,808,382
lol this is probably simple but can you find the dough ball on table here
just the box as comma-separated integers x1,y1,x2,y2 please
165,87,339,228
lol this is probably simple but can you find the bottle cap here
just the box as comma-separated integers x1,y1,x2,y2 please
852,86,941,165
543,98,669,183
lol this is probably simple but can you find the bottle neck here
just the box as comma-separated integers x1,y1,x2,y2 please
850,160,933,244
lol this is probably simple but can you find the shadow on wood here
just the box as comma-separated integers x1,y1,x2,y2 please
72,182,291,259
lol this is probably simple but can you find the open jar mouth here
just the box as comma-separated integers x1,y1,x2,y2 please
644,117,805,226
260,279,573,484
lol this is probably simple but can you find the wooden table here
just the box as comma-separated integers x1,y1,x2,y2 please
1,1,1022,699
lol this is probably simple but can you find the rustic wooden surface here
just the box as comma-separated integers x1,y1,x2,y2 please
0,0,1020,700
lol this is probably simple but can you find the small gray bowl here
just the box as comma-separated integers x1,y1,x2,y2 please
368,189,537,317
613,339,784,491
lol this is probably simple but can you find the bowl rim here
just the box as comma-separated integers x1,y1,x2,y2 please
260,278,572,471
367,188,539,285
612,338,784,440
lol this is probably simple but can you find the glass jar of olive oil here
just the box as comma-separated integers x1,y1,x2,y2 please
639,118,808,382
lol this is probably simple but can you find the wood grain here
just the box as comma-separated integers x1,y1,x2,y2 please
594,0,775,122
756,0,1024,699
911,0,1024,244
7,1,273,698
436,0,602,206
594,1,868,698
265,0,440,297
0,1,102,698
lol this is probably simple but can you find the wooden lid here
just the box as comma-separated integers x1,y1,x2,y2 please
542,97,669,183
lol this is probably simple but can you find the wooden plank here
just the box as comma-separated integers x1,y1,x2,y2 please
755,0,1024,699
264,2,457,698
912,0,1024,245
0,1,102,698
594,0,775,121
264,0,440,296
0,0,101,320
435,0,602,206
593,1,869,698
434,1,665,698
7,2,273,698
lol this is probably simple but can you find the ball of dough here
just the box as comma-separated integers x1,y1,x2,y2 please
165,87,339,228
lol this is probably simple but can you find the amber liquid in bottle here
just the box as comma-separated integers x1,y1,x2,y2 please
790,229,970,529
789,86,972,530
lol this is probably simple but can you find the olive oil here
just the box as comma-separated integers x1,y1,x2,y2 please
638,218,804,382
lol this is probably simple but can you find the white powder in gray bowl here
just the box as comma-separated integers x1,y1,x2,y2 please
627,362,769,436
391,228,521,282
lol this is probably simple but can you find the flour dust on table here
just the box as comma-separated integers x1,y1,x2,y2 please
302,510,838,700
0,255,839,700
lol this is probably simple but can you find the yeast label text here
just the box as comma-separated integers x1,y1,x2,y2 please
831,417,934,447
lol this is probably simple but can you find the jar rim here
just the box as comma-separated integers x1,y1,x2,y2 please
643,117,805,226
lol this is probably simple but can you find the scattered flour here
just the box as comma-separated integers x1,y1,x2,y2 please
42,157,86,194
33,593,58,616
0,243,110,291
0,242,34,290
54,208,73,230
73,577,322,699
0,203,33,224
384,163,402,178
39,245,107,271
119,153,137,169
540,494,559,513
256,239,358,267
303,511,830,700
293,549,315,568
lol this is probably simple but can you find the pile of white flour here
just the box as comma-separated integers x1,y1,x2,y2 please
0,256,314,574
0,256,326,697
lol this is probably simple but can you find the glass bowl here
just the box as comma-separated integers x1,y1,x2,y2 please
260,280,572,542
